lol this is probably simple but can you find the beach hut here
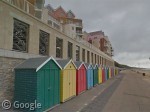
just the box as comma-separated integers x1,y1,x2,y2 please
14,57,61,112
85,63,93,89
102,66,105,82
93,64,99,86
56,59,77,102
109,67,112,79
98,65,102,84
110,67,113,78
115,67,118,75
107,67,109,79
105,67,108,80
74,62,87,95
114,67,116,76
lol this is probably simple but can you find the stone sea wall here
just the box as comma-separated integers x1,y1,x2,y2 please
0,57,24,104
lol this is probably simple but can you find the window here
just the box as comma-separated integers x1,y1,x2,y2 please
56,37,63,58
76,45,80,61
97,55,99,64
48,20,52,26
95,54,96,64
53,23,60,30
68,42,73,59
91,53,93,64
87,51,90,63
13,19,29,52
82,49,85,62
100,56,101,64
72,27,74,30
39,30,49,55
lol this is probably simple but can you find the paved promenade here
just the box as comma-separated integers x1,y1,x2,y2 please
81,70,150,112
50,70,150,112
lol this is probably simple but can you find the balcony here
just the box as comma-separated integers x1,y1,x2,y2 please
76,31,83,36
76,22,83,28
104,43,109,48
48,16,62,31
3,0,38,17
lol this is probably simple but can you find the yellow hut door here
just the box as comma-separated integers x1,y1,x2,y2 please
68,70,71,98
69,69,74,98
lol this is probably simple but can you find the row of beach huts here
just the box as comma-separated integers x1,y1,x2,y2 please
14,57,120,112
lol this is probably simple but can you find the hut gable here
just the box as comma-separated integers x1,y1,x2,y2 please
15,56,62,71
85,63,93,69
74,61,87,70
56,59,77,69
93,64,98,69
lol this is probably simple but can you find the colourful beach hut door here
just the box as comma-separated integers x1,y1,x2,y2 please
42,70,54,110
105,68,108,80
68,70,74,98
86,65,93,89
98,66,102,84
64,70,73,100
38,60,60,109
75,62,86,95
93,65,98,86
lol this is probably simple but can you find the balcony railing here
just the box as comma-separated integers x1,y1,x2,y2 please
76,31,83,35
76,22,83,28
48,16,62,31
3,0,63,31
4,0,37,16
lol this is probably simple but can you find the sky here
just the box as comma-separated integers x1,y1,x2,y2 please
45,0,150,68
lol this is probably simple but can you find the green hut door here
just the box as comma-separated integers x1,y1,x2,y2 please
43,69,59,110
49,69,60,108
49,70,54,108
44,70,51,110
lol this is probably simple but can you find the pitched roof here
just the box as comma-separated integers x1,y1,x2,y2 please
54,6,67,18
45,4,54,12
93,64,98,69
74,61,87,70
15,57,62,71
67,10,75,18
85,63,93,68
56,59,77,69
74,61,82,68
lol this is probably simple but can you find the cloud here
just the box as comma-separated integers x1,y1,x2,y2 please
45,0,150,68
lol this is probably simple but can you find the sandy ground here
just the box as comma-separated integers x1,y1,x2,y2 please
132,69,150,83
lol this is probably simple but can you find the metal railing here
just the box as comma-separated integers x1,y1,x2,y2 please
4,0,37,16
76,22,83,28
3,0,63,31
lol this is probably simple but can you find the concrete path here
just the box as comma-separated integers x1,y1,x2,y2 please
49,73,122,112
81,70,150,112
